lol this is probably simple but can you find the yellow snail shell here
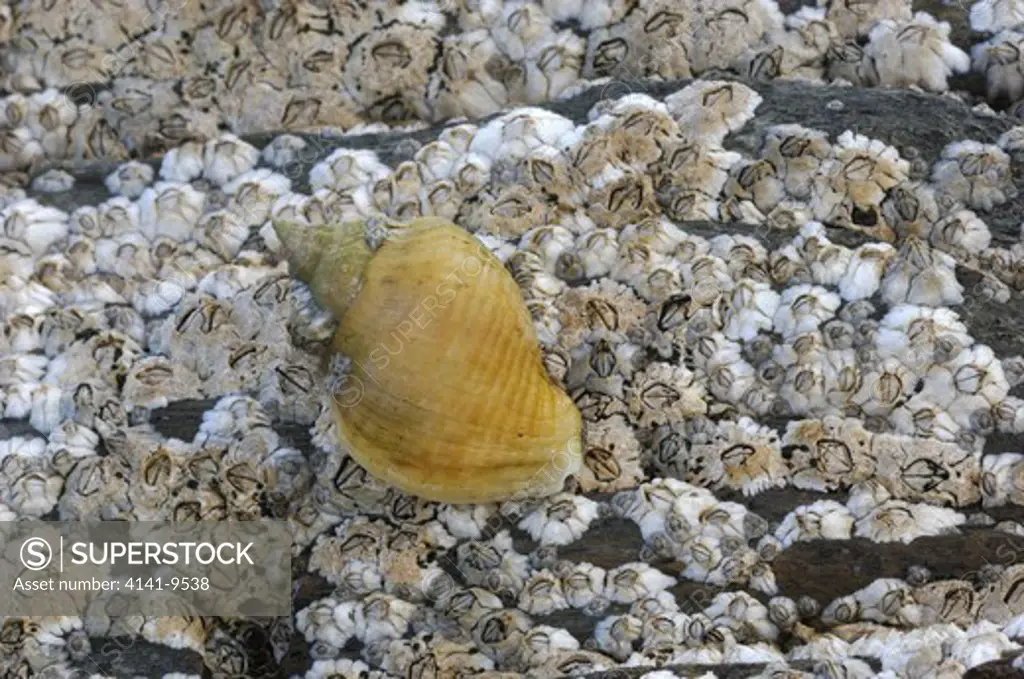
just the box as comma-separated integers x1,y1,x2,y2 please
273,216,583,503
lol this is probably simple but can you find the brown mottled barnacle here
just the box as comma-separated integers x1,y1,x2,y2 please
57,453,133,521
471,608,533,665
587,169,658,229
626,362,708,428
554,277,646,351
472,185,552,237
871,433,982,506
574,414,643,493
782,416,877,492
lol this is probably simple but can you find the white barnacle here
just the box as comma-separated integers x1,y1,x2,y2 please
626,361,708,427
138,181,206,242
354,593,417,645
663,80,763,146
104,161,154,199
865,13,969,93
437,504,498,540
929,209,992,258
846,356,919,418
561,562,607,610
296,597,358,650
854,499,965,544
820,594,862,627
0,435,61,516
702,591,778,643
724,282,778,346
605,563,676,604
775,500,854,547
519,493,600,546
972,30,1024,102
261,134,308,169
223,169,292,226
925,344,1009,416
761,123,835,201
201,133,260,187
793,221,853,287
880,237,963,307
2,199,69,256
195,210,249,261
456,529,531,595
812,130,908,232
521,625,580,668
310,149,391,192
677,536,725,584
993,395,1024,435
773,284,841,340
970,0,1024,34
519,570,570,616
593,614,643,661
30,169,74,194
631,590,681,622
982,453,1024,508
159,140,205,183
613,478,699,538
0,126,43,172
948,623,1020,670
931,140,1014,212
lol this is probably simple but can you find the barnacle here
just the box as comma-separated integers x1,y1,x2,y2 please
516,571,570,618
138,182,206,242
723,158,786,214
971,0,1024,33
853,497,965,544
814,130,909,233
982,453,1024,508
519,493,600,546
664,81,763,145
773,284,842,340
880,237,963,307
825,0,912,39
160,140,206,183
583,4,693,81
775,500,854,546
593,613,643,660
687,417,787,495
104,161,154,199
972,30,1024,102
2,199,69,256
865,13,969,93
551,562,607,613
577,414,644,493
689,1,785,75
931,140,1014,212
783,416,876,491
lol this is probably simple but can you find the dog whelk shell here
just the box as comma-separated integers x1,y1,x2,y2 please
274,216,583,503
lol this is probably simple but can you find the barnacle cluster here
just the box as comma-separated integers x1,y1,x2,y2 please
3,0,1024,677
3,0,1024,175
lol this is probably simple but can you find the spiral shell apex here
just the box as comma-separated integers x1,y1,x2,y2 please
274,217,584,503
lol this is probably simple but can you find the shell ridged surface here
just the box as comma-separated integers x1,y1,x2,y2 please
332,222,582,503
